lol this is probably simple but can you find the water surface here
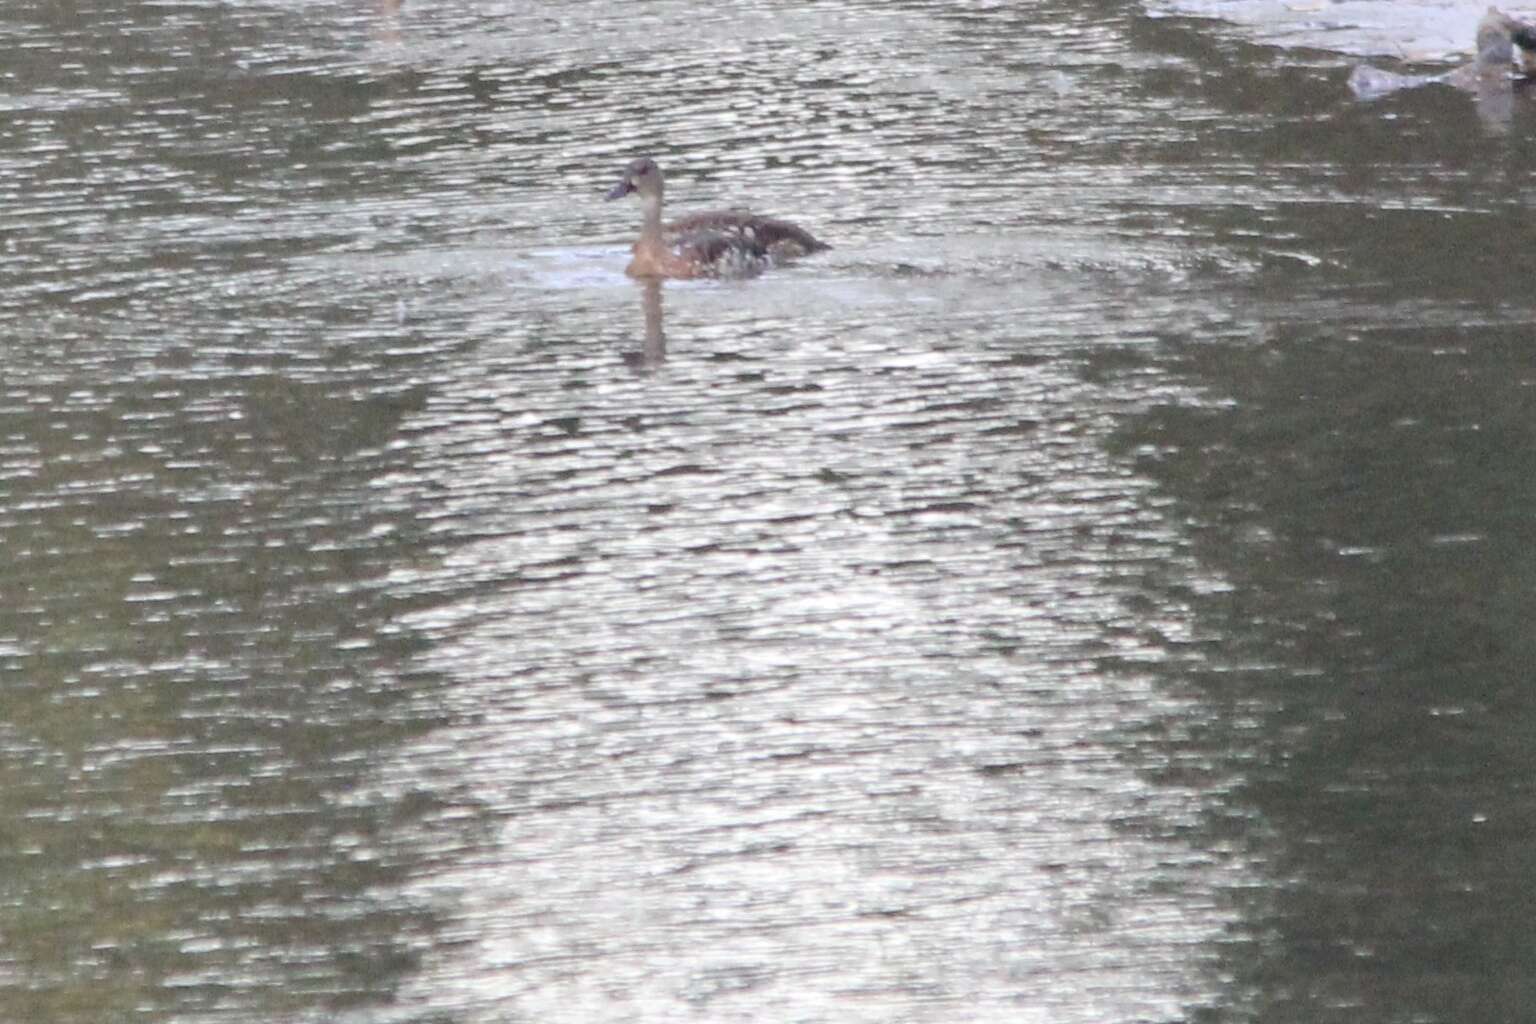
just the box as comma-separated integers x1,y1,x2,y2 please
4,1,1536,1022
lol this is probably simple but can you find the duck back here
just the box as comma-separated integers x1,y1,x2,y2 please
667,210,830,257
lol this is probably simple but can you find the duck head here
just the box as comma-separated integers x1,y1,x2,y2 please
606,157,664,204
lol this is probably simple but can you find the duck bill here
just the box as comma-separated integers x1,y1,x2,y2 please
605,179,634,201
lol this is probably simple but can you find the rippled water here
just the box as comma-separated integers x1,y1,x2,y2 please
6,1,1536,1022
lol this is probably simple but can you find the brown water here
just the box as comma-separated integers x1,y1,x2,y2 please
5,1,1536,1022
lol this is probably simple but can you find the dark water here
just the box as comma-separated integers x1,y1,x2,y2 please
5,1,1536,1021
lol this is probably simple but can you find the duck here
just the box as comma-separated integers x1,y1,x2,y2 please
605,157,829,279
1447,6,1536,84
1350,7,1536,100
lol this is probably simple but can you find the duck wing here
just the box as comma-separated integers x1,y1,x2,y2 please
667,226,773,279
667,209,830,255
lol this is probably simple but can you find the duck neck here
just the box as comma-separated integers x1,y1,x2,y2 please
638,192,664,248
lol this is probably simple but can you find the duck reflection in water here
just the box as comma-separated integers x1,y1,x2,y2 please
622,278,667,371
605,157,829,280
1348,6,1536,133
